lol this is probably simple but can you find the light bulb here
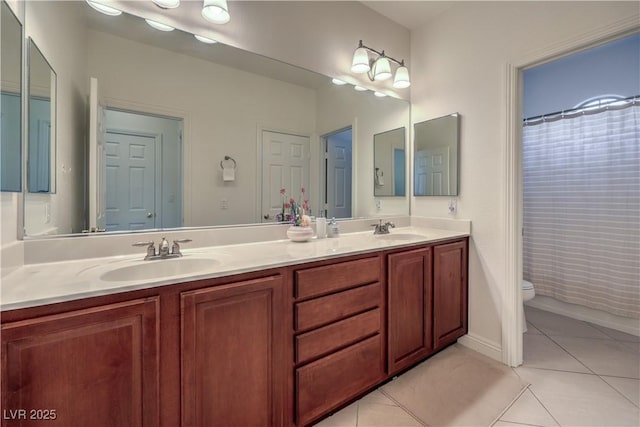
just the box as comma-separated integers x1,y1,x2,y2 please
373,57,392,81
351,47,370,74
202,0,230,24
393,65,411,89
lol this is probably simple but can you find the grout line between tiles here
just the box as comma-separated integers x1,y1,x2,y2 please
526,385,562,427
490,382,530,426
597,374,640,409
377,388,428,427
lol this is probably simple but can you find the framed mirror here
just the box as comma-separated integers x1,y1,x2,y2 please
374,127,406,197
27,38,56,193
414,113,460,196
1,0,22,192
22,1,410,237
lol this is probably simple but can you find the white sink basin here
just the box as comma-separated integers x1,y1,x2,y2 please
375,233,425,241
100,257,217,282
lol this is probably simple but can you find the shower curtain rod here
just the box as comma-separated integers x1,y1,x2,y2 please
523,94,639,125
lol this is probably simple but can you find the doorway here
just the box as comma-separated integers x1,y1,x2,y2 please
503,29,639,366
260,130,311,223
321,127,353,219
104,109,183,231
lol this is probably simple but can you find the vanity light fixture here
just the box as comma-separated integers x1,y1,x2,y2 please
331,78,347,85
350,40,410,89
202,0,230,24
152,0,180,9
145,18,175,31
85,0,122,16
194,34,218,44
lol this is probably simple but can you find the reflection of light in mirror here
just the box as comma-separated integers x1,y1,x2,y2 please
331,78,347,85
194,34,218,44
374,91,386,97
86,0,122,16
152,0,180,9
354,86,367,91
145,19,175,32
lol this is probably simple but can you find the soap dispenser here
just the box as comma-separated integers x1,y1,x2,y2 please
327,217,340,238
316,210,327,239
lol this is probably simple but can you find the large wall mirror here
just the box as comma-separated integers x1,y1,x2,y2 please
374,127,406,197
414,113,460,196
27,38,56,194
1,0,22,192
22,1,410,237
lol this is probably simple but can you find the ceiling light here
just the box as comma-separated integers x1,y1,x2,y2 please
194,34,218,44
374,91,387,97
145,19,175,32
354,86,367,92
152,0,180,9
332,78,347,85
202,0,230,24
85,0,122,16
393,64,411,89
350,40,410,88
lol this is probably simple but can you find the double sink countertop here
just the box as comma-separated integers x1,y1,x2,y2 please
1,226,469,312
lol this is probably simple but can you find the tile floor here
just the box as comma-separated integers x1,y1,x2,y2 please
314,305,640,426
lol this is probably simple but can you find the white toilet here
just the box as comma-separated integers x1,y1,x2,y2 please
522,280,536,332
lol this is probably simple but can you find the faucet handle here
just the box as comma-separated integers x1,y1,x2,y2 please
133,241,156,259
385,222,396,228
171,238,192,256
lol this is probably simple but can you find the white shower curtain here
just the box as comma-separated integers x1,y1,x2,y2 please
523,103,640,319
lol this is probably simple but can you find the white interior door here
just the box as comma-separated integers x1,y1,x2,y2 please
261,131,310,222
326,132,352,219
88,77,106,231
415,146,450,196
105,132,156,231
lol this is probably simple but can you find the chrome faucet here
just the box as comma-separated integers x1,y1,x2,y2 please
371,220,395,235
132,238,192,260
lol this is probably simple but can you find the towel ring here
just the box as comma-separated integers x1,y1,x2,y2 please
220,155,237,170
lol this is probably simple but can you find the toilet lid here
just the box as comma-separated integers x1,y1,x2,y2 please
523,280,534,290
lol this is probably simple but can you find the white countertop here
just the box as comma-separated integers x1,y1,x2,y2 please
1,226,468,311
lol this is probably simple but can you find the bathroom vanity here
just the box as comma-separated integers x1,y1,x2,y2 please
1,231,467,426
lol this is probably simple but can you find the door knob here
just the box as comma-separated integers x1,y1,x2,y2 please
263,213,270,219
147,212,153,218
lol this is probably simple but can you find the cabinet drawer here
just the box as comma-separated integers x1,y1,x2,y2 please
296,308,380,364
295,283,381,332
295,257,380,299
296,334,384,426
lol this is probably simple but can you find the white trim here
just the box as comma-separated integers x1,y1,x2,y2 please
526,297,640,337
457,333,502,363
502,16,640,367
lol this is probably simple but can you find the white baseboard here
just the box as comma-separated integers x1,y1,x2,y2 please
457,333,502,363
526,295,640,337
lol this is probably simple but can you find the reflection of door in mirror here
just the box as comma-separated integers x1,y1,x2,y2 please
104,109,183,231
0,0,22,192
322,128,352,219
261,131,311,223
374,127,406,197
27,38,56,194
413,113,460,196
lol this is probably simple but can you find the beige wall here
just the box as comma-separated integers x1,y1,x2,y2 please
410,1,639,356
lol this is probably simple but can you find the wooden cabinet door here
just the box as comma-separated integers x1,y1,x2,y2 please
387,247,433,374
433,240,468,350
1,297,159,427
181,275,284,427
